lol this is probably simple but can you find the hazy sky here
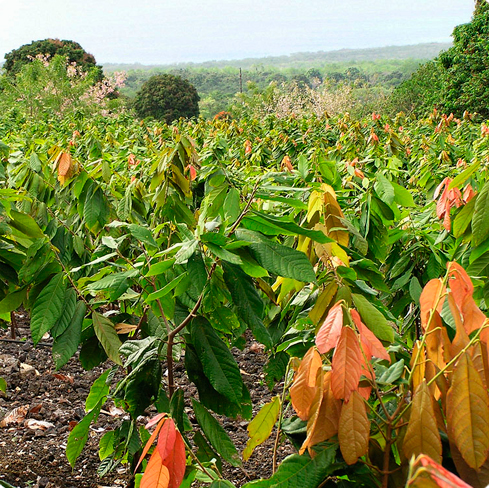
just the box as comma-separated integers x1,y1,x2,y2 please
0,0,475,65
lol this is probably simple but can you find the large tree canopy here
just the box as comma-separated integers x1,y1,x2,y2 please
4,39,103,80
133,74,200,123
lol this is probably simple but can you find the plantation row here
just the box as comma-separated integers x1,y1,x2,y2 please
1,109,489,487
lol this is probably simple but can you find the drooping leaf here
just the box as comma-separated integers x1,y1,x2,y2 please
52,300,85,369
136,415,167,472
315,301,343,354
419,279,446,332
163,430,186,488
351,294,394,343
157,418,177,462
140,450,170,488
243,396,280,461
331,327,363,401
51,287,77,338
242,446,336,488
472,180,489,247
190,317,243,404
191,399,241,467
9,209,44,238
402,381,442,464
446,353,489,469
290,347,322,420
222,262,272,348
92,312,123,366
66,402,102,467
30,273,66,345
85,369,110,412
84,184,110,233
374,173,395,206
350,309,390,362
338,390,370,465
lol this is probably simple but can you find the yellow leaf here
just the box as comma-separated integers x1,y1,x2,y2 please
447,352,489,469
410,341,426,393
402,381,442,464
338,390,370,465
309,281,338,324
307,190,323,224
290,347,322,420
243,396,281,461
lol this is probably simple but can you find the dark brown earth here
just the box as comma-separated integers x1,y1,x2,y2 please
0,313,294,488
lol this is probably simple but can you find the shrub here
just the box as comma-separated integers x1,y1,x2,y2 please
133,74,200,123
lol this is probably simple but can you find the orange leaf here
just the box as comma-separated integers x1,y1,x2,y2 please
447,262,473,311
163,431,186,488
461,295,486,335
469,343,489,390
403,381,442,464
331,327,363,401
140,450,170,488
448,292,470,358
446,353,489,469
425,312,449,371
410,341,426,393
157,418,177,462
315,301,343,354
323,185,349,247
420,279,446,332
300,372,341,455
408,454,472,488
449,440,489,488
351,309,390,362
290,347,322,420
338,390,370,465
135,415,167,472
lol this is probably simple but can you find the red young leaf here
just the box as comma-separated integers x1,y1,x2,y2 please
331,327,363,401
350,309,390,362
316,301,343,354
140,450,170,488
157,418,177,463
408,454,472,488
162,431,186,488
146,413,166,429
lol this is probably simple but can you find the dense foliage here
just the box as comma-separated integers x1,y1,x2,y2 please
3,38,103,81
133,74,200,123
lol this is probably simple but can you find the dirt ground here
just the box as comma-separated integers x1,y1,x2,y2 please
0,313,294,488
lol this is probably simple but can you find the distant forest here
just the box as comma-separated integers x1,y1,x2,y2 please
101,43,450,117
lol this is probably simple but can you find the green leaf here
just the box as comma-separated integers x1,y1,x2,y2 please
374,174,395,206
352,293,394,343
92,312,122,365
243,396,281,460
99,431,115,460
242,446,336,488
264,352,289,390
208,307,241,334
127,224,157,248
448,160,481,190
85,369,110,411
29,153,42,173
0,377,6,394
30,273,66,344
392,182,415,207
210,481,236,488
66,402,102,468
191,317,243,404
224,188,241,224
84,185,109,233
472,181,489,247
222,263,272,348
145,274,186,302
409,277,423,304
0,287,26,315
244,211,334,244
9,210,44,238
145,259,175,277
192,399,241,467
453,196,477,238
52,300,86,370
206,242,243,264
248,240,316,283
51,288,77,338
377,359,405,384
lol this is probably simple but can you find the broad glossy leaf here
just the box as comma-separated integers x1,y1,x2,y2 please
85,369,110,412
454,197,477,238
52,300,86,369
331,327,363,401
191,317,243,404
0,287,26,315
243,396,280,461
51,287,77,338
242,446,336,488
290,347,322,420
403,381,442,463
30,273,66,345
472,180,489,247
249,240,316,283
192,399,241,467
351,294,394,343
447,353,489,469
222,262,272,348
315,301,343,354
92,312,123,366
66,402,102,467
338,390,370,465
374,173,395,206
84,185,109,233
140,450,170,488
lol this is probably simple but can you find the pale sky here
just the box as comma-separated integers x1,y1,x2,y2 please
0,0,475,65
